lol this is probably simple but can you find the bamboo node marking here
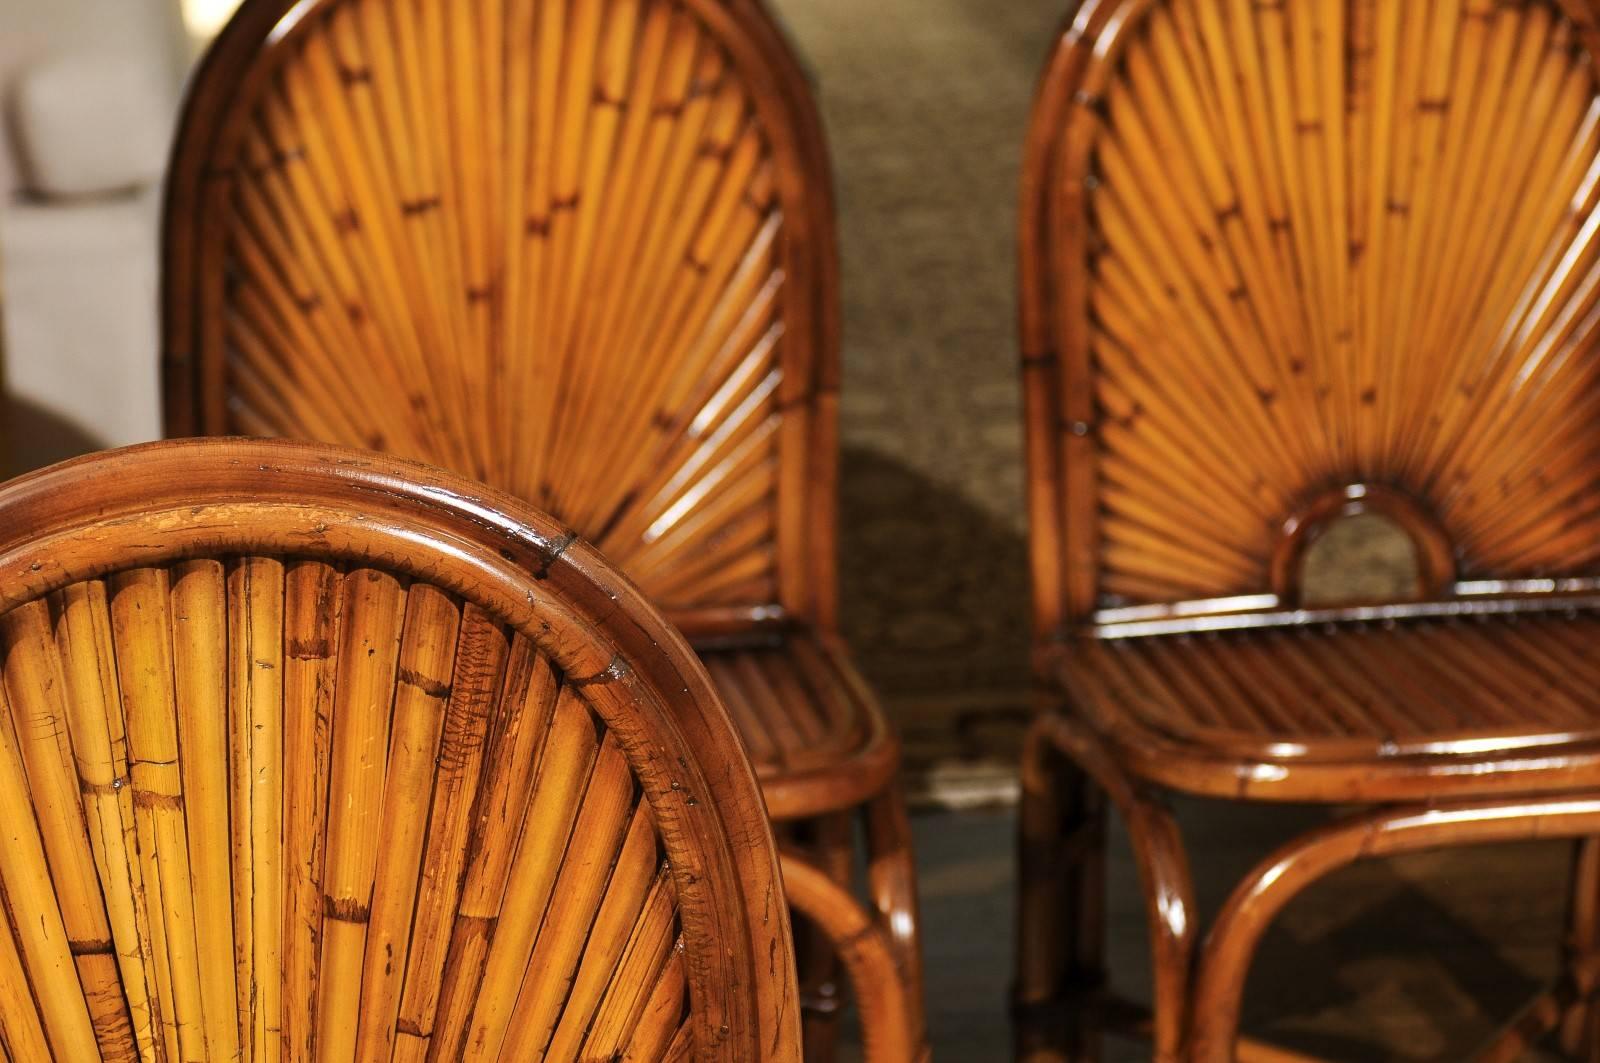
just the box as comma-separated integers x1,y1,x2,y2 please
323,895,371,923
398,666,452,699
287,637,332,660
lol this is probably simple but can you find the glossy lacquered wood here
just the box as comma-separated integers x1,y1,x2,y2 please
1016,0,1600,1059
161,2,924,1059
0,437,801,1062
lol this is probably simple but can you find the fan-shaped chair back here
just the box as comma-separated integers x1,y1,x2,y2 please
163,0,839,634
1021,0,1600,632
0,439,799,1062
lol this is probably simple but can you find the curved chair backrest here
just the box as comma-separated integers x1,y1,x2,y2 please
0,438,800,1062
163,0,840,636
1021,0,1600,634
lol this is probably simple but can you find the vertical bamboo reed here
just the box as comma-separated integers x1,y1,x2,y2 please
391,606,509,1060
0,676,99,1059
316,568,406,1060
353,584,460,1059
282,560,343,1063
171,560,241,1063
228,557,285,1060
111,568,208,1061
1,601,135,1056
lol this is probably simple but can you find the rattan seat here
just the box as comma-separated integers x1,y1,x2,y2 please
1053,601,1600,802
702,631,899,819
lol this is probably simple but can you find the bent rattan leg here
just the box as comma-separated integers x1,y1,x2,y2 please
865,786,926,1046
782,851,929,1063
1189,795,1600,1063
1016,708,1198,1063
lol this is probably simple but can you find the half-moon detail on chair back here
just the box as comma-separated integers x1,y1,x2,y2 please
1023,0,1600,622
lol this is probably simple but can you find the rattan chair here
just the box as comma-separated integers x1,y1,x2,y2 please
160,2,923,1059
0,437,799,1061
1015,1,1600,1060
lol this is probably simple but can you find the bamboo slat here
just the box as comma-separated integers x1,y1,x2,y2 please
0,557,768,1062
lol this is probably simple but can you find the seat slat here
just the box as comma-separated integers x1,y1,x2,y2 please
1060,608,1600,761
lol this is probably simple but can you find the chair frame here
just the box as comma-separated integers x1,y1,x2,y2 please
1015,1,1600,1059
159,3,924,1059
161,0,842,640
0,436,803,1060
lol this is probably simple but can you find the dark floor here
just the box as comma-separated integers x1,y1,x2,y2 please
841,803,1573,1061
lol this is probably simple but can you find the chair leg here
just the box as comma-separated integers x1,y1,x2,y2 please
864,786,926,1046
1562,838,1600,1057
782,850,926,1063
1016,710,1196,1063
799,813,854,1063
1190,796,1600,1063
1015,715,1105,1062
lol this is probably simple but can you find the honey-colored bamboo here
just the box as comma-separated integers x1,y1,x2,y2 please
447,693,604,1060
111,568,209,1061
576,867,679,1060
0,602,134,1056
165,0,828,627
1016,2,1600,1060
0,438,803,1061
352,583,459,1059
0,678,100,1059
171,560,242,1063
390,606,510,1057
53,581,160,1060
315,567,405,1060
281,559,341,1063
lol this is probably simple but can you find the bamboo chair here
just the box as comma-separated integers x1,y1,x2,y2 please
0,437,801,1062
160,1,924,1060
1015,1,1600,1060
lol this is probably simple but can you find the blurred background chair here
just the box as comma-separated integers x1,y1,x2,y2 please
0,436,800,1060
160,1,924,1058
1015,1,1600,1060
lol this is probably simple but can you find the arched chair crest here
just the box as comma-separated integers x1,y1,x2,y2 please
0,439,800,1061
